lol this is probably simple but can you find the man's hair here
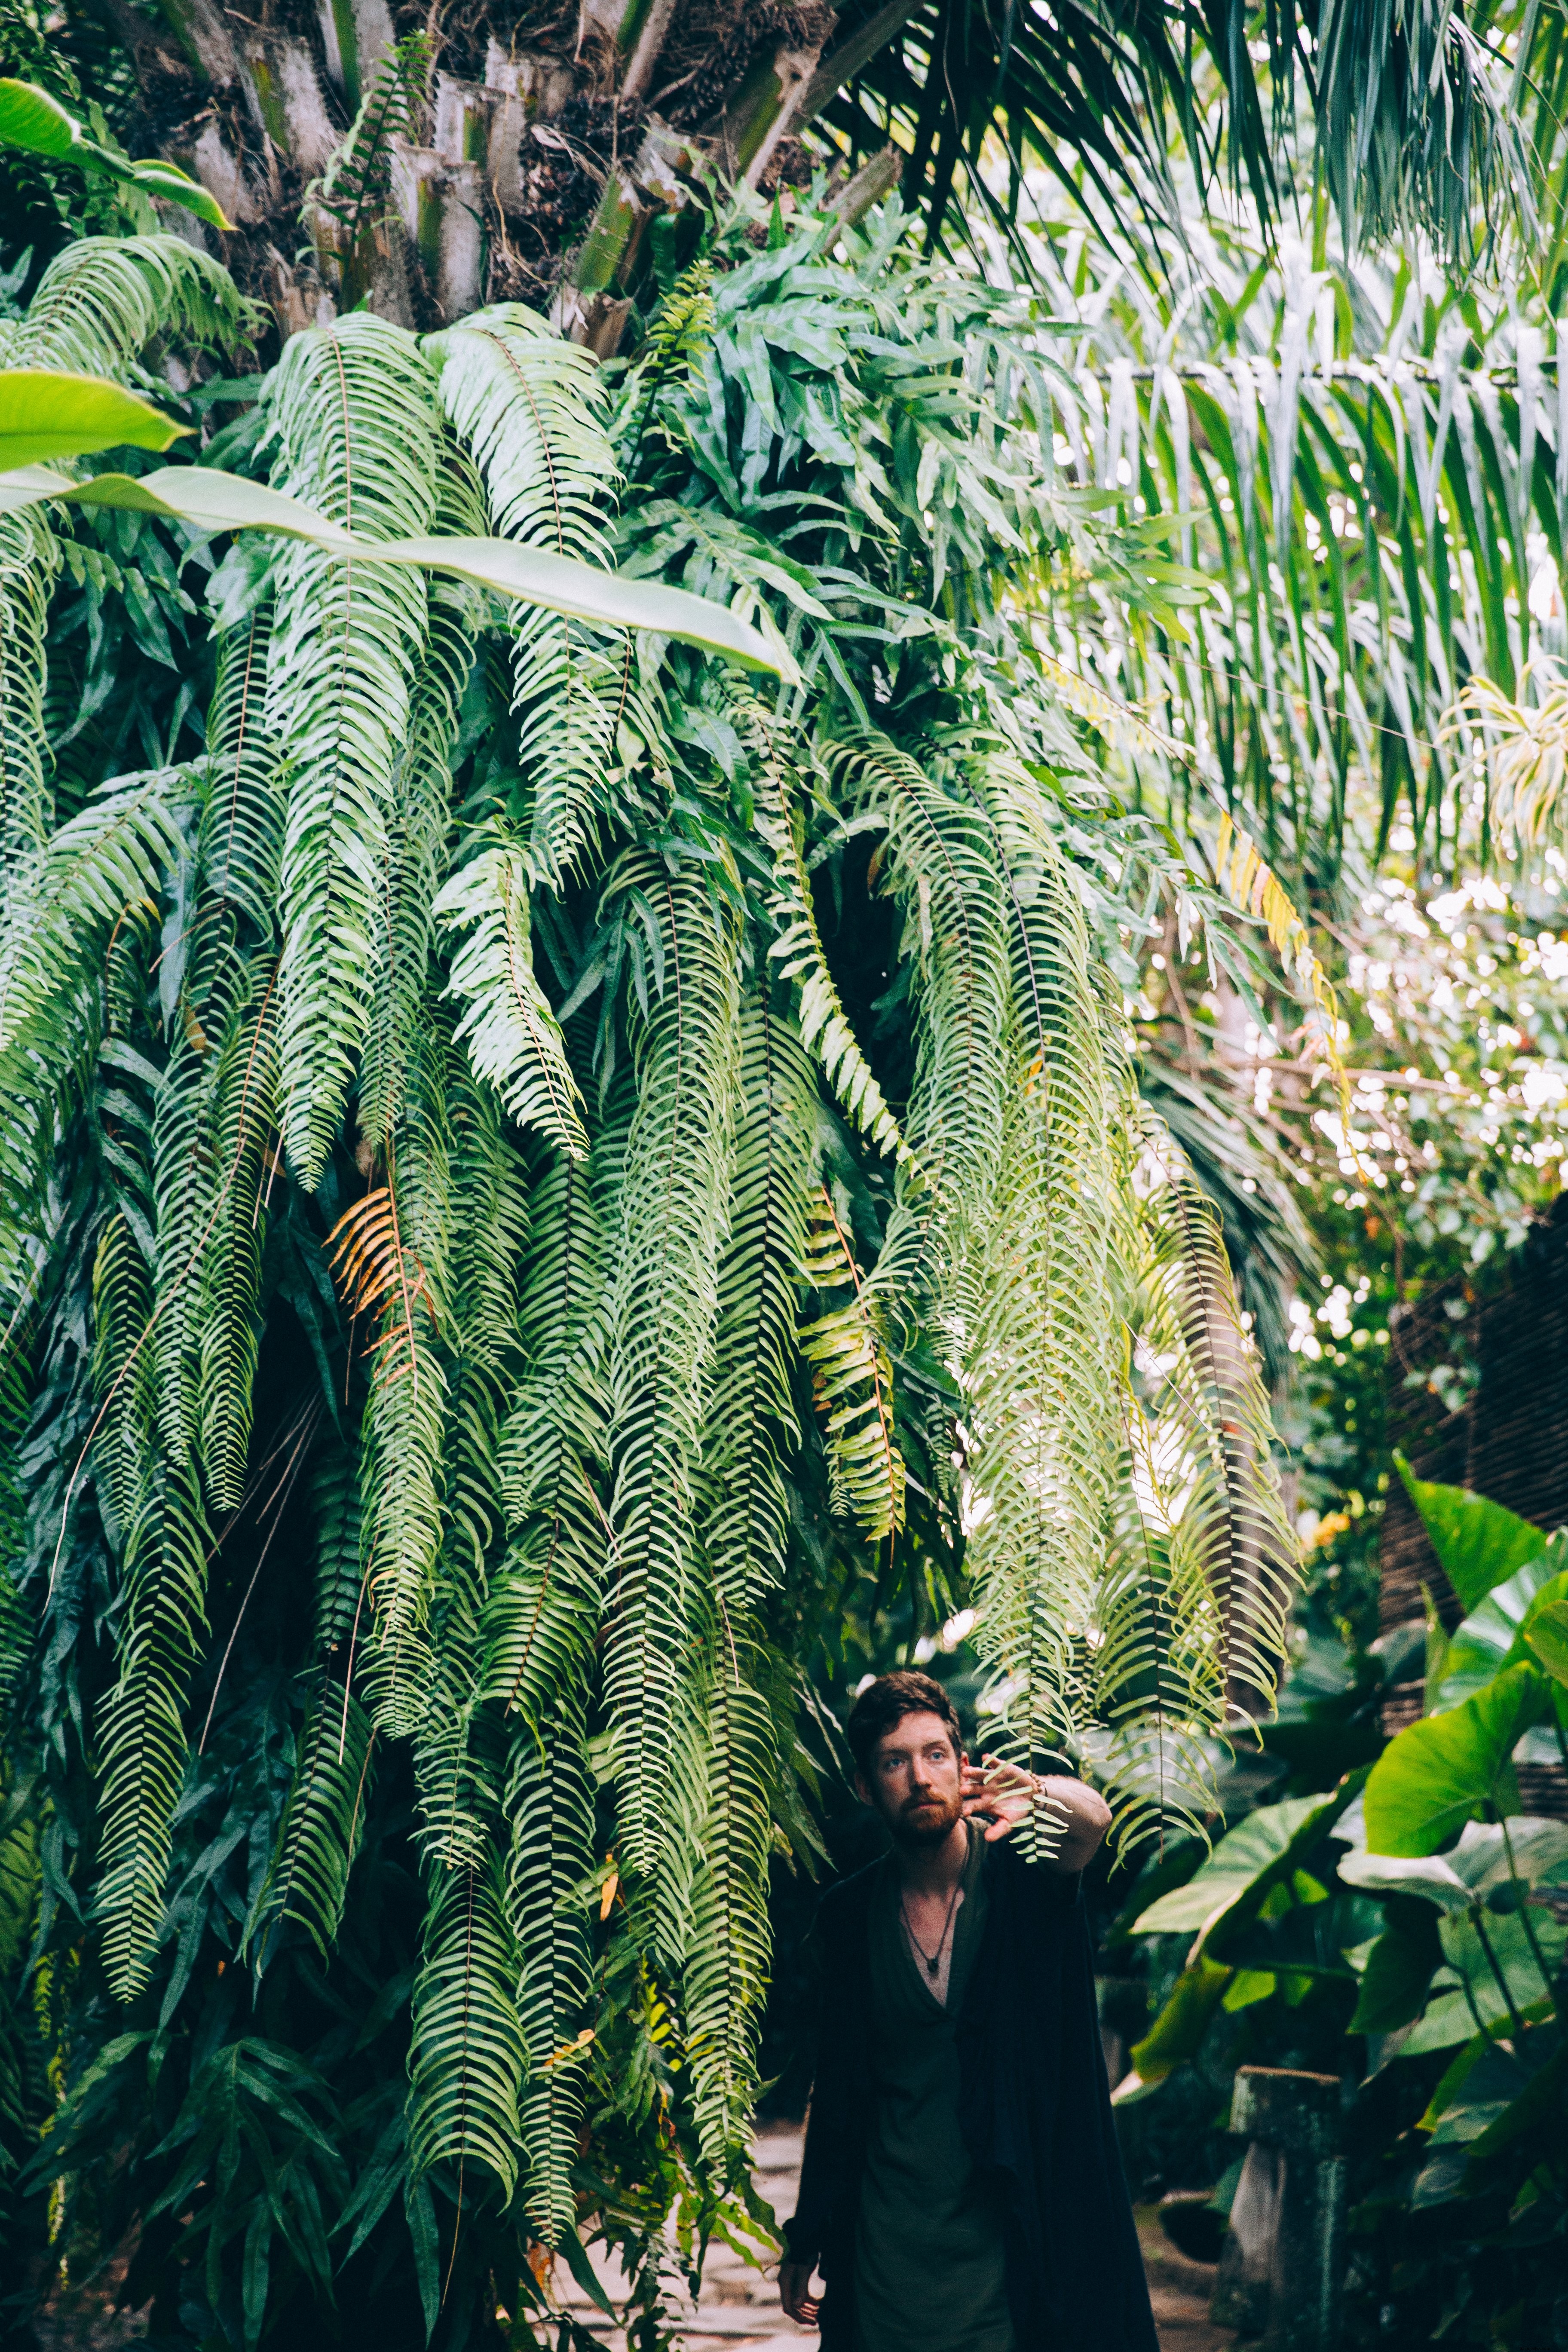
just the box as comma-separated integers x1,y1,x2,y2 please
845,1671,963,1778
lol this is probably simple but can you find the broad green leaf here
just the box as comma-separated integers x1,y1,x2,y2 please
0,75,80,158
1394,1455,1548,1612
1464,2034,1568,2179
1363,1663,1552,1856
1526,1599,1568,1688
1430,1547,1568,1711
1337,1847,1475,1912
0,464,795,677
1350,1905,1444,2034
0,370,190,470
0,78,231,230
1121,1954,1232,2089
1131,1788,1351,1954
1439,1905,1566,2022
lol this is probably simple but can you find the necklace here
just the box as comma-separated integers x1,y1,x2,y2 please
900,1875,962,1980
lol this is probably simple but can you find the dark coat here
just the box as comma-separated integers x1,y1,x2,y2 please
781,1837,1159,2352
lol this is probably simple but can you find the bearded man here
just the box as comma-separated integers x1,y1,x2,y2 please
778,1670,1157,2352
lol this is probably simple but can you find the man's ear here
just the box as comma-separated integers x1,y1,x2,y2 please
854,1771,873,1807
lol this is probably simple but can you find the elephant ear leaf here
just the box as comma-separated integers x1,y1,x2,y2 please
0,368,190,471
1363,1663,1552,1857
1525,1599,1568,1688
1395,1453,1548,1612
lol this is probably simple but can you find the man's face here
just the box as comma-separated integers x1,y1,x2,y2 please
858,1709,965,1847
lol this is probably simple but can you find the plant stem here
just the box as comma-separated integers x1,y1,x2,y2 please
1498,1814,1564,2022
1470,1906,1531,2045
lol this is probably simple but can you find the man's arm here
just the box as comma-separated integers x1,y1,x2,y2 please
962,1755,1111,1872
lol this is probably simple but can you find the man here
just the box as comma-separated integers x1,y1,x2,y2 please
778,1671,1157,2352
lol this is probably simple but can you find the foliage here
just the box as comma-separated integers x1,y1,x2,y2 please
0,197,1310,2345
1114,1467,1568,2348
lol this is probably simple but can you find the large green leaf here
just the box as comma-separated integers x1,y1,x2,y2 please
1394,1455,1549,1613
1431,1549,1568,1711
1526,1600,1568,1689
0,77,231,231
1119,1955,1233,2094
1132,1787,1353,1956
1337,1848,1476,1913
1350,1900,1445,2035
0,463,795,678
0,369,190,470
1363,1664,1553,1856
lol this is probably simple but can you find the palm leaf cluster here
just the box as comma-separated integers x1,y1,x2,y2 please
995,188,1568,891
0,204,1298,2338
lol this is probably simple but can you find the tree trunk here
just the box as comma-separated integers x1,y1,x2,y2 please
109,0,915,351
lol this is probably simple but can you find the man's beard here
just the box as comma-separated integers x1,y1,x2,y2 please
890,1788,963,1850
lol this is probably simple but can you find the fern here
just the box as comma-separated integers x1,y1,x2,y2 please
699,995,816,1607
797,1185,906,1545
435,830,589,1159
0,511,59,868
247,1675,374,1966
505,1682,594,2242
407,1849,525,2199
683,1628,775,2171
431,305,634,888
263,314,443,1188
310,31,432,301
0,234,252,376
95,1455,213,1999
602,858,739,1886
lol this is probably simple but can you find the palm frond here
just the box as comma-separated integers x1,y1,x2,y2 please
683,1630,775,2171
247,1674,374,1967
0,510,59,867
2,233,252,374
797,1185,905,1546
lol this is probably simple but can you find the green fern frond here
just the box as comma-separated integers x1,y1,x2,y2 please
247,1674,374,1967
310,1426,364,1663
431,304,630,888
95,1454,213,2000
760,776,910,1165
603,858,739,1880
616,258,716,480
263,313,443,1187
434,830,589,1160
1113,1127,1301,1727
505,1683,594,2243
358,452,485,1152
961,770,1121,1804
698,995,815,1607
311,31,432,283
90,1207,157,1553
2,234,253,376
797,1185,906,1547
684,1631,775,2171
0,508,59,865
197,615,284,941
407,1848,524,2199
193,965,280,1508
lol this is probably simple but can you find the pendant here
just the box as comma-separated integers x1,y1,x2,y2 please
927,1955,939,1977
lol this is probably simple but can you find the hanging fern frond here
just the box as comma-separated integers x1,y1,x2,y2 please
0,510,59,869
89,1206,157,1554
264,312,443,1188
797,1185,906,1547
95,1454,213,2000
760,776,910,1165
505,1682,594,2244
431,304,631,888
684,1629,775,2171
311,1426,364,1664
434,830,589,1159
602,858,739,1884
961,770,1122,1805
407,1847,525,2199
358,452,485,1152
247,1674,374,1968
699,994,816,1608
1115,1125,1300,1728
197,614,285,942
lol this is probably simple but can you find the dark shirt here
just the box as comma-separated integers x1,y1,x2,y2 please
854,1823,1014,2352
784,1832,1159,2352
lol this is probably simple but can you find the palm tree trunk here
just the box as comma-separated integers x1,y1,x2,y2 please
109,0,916,348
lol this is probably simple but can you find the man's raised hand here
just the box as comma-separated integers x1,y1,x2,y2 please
960,1755,1112,1870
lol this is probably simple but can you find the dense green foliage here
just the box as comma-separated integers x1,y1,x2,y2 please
0,201,1308,2344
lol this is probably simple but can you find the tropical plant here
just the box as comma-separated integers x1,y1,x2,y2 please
1111,1464,1568,2349
0,189,1318,2343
